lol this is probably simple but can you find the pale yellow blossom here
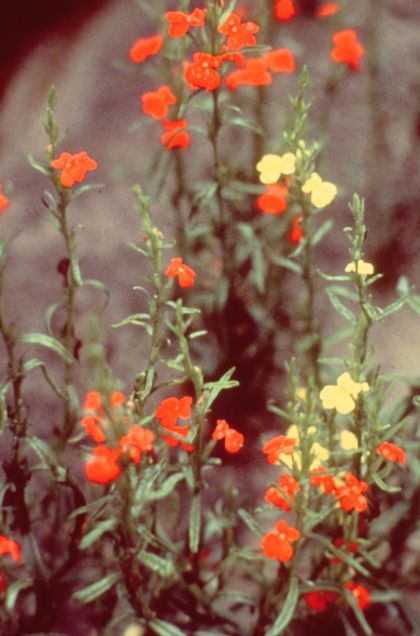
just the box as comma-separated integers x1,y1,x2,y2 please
302,172,337,208
344,259,374,276
320,372,369,415
256,153,296,184
340,430,359,450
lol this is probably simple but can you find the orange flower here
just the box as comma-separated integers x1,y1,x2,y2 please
160,119,191,150
85,445,122,484
310,466,336,494
0,535,21,563
164,257,196,288
155,396,192,429
262,435,296,464
141,86,177,120
51,151,98,188
0,184,9,213
264,48,296,74
83,390,102,412
225,58,272,90
260,519,300,562
109,391,126,408
317,2,339,17
376,441,406,465
119,424,154,464
256,184,288,214
212,419,244,453
129,34,163,63
305,590,338,612
264,473,300,511
331,29,364,71
346,582,371,610
81,415,106,443
274,0,297,21
185,52,222,91
165,8,206,38
335,472,368,513
289,214,303,244
218,13,259,50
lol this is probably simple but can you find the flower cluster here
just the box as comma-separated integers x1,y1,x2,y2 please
155,395,194,451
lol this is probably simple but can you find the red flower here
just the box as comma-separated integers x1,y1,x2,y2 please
83,390,102,412
81,415,106,443
376,441,406,465
346,582,371,610
331,29,364,72
256,184,288,214
119,424,154,464
317,2,339,17
289,214,303,244
0,184,9,213
305,590,338,612
141,85,177,120
225,58,272,90
274,0,297,21
264,48,296,74
155,396,192,429
212,419,244,453
310,466,336,494
260,519,300,562
218,13,259,50
160,119,191,150
51,151,98,188
109,391,125,408
331,537,359,563
335,472,368,513
85,445,122,484
262,435,296,464
164,257,196,287
0,536,21,563
165,8,206,38
185,52,222,91
129,34,163,63
265,473,300,511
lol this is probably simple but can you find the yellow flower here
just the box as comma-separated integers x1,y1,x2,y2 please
344,260,374,276
309,442,330,470
283,424,322,470
339,430,359,450
319,372,369,415
301,172,337,208
256,153,296,184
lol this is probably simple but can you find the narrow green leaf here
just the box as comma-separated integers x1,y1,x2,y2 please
189,494,201,554
372,473,401,494
22,358,45,374
270,255,302,275
72,572,120,604
311,219,333,246
266,576,299,636
5,578,33,612
188,330,208,340
79,518,117,550
149,473,185,501
228,116,263,136
83,278,110,305
137,551,175,578
19,333,75,365
327,291,356,324
112,313,151,328
71,183,105,199
376,296,406,319
27,153,49,176
238,509,264,538
44,301,64,335
344,588,373,635
149,619,186,636
252,242,266,293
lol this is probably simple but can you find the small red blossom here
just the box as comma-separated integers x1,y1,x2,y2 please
264,48,296,74
260,519,300,562
256,184,288,214
305,590,338,612
0,184,9,213
289,214,303,244
83,391,102,412
212,419,244,453
129,34,163,63
265,473,300,511
317,2,339,17
185,52,222,91
51,151,98,188
335,472,368,513
331,29,364,72
262,435,296,464
218,13,259,50
81,415,106,443
0,536,21,563
155,396,193,429
331,537,359,563
85,445,122,484
225,58,272,90
161,119,191,150
119,425,154,464
310,466,336,494
141,85,177,120
165,8,206,38
346,582,371,610
165,257,196,288
274,0,297,22
376,441,406,465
